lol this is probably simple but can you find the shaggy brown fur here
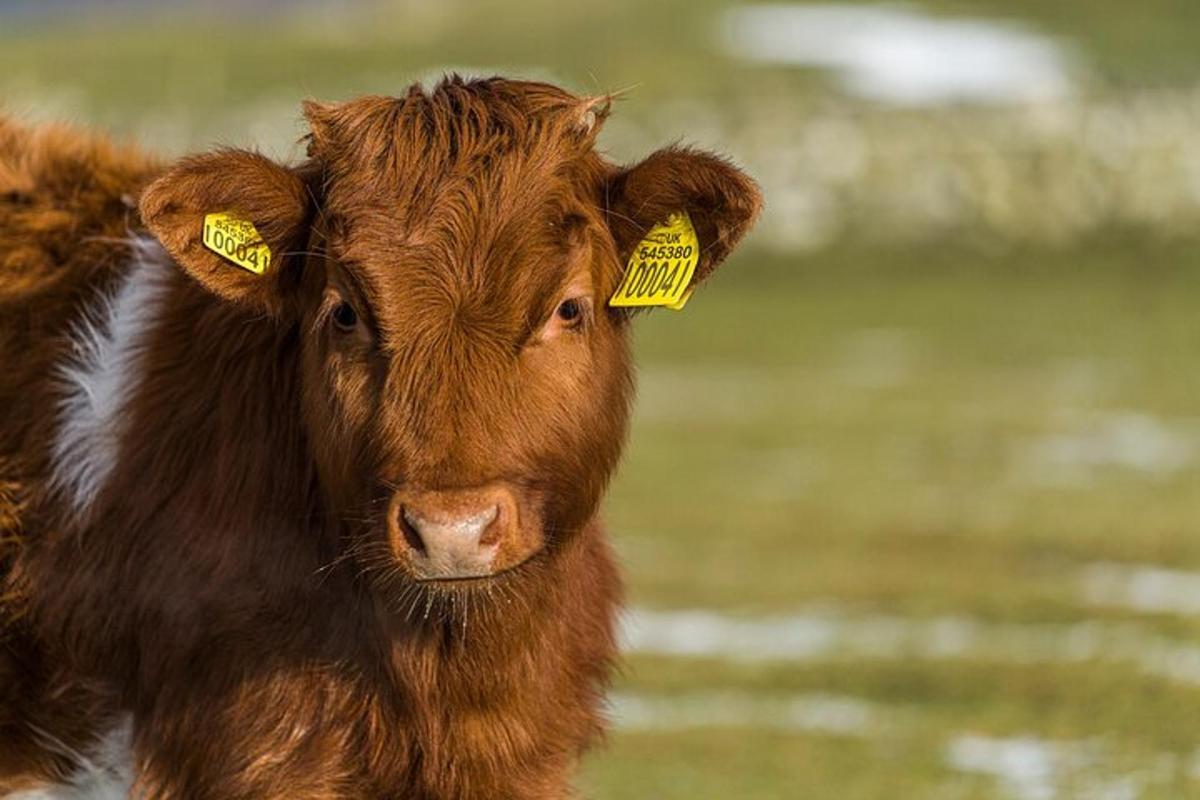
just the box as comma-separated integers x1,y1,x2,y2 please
0,77,760,798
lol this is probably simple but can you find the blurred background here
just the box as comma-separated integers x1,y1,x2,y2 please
5,0,1200,797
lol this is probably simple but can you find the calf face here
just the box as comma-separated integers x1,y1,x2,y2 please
140,77,760,597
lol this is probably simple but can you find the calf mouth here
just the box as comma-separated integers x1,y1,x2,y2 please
411,549,541,585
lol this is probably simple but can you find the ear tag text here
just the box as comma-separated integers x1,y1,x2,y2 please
609,211,699,311
202,212,271,275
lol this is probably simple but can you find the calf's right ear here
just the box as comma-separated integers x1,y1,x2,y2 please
139,149,312,316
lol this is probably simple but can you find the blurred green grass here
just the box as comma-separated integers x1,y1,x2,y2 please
5,1,1200,797
6,0,1200,152
598,243,1200,797
601,240,1200,795
923,0,1200,84
616,240,1200,614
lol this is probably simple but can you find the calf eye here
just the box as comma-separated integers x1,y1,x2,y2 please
556,299,582,324
538,289,592,343
331,301,359,332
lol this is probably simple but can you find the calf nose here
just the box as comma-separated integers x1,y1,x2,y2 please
390,486,521,580
404,505,497,577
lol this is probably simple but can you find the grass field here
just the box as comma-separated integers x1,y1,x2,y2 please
5,1,1200,797
595,241,1200,798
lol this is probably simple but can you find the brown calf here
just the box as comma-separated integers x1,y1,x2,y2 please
0,77,760,799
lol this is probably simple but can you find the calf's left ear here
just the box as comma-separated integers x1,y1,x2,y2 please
139,149,312,315
604,146,762,291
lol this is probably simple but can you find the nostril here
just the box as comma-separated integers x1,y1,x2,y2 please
398,506,427,553
475,505,504,546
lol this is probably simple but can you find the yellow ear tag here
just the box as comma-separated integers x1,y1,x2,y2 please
202,212,271,275
609,211,699,311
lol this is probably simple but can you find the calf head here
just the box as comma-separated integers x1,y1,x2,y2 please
139,77,760,598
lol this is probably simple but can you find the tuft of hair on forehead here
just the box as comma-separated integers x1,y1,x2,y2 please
302,76,612,187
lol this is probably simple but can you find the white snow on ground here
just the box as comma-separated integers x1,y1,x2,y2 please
609,691,874,736
719,4,1077,106
1082,562,1200,616
621,607,1200,685
945,735,1145,800
1018,412,1197,486
609,687,1171,797
619,594,1200,795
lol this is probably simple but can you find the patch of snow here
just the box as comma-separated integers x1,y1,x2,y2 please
609,691,874,736
1082,562,1200,617
1019,412,1196,486
621,606,1200,686
720,4,1078,107
946,734,1144,800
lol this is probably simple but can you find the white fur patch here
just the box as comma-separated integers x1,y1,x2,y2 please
4,717,133,799
51,238,171,519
